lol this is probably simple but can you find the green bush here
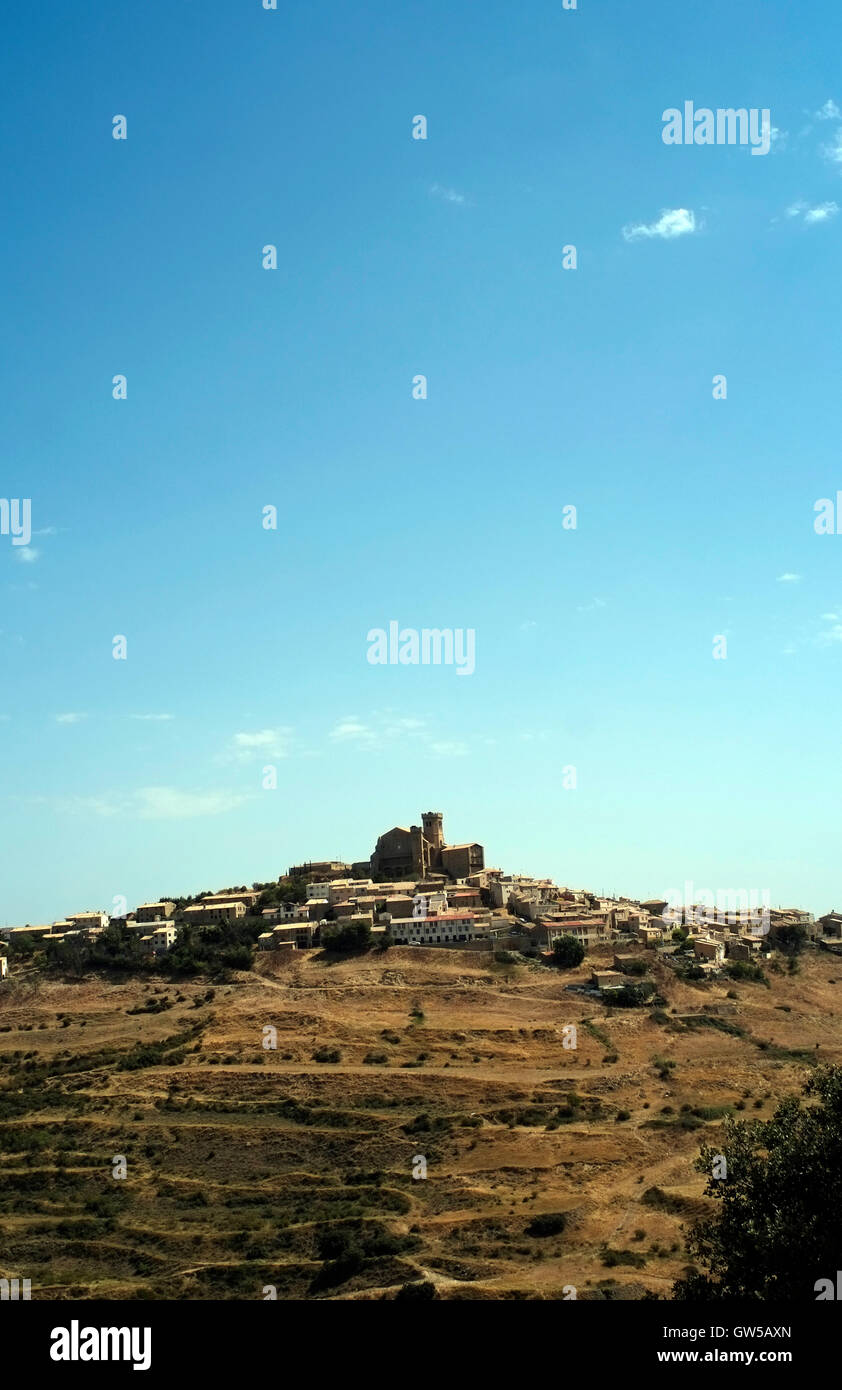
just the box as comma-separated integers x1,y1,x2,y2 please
726,960,765,983
321,921,372,953
526,1213,567,1237
551,936,585,968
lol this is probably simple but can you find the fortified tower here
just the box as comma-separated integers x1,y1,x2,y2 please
422,811,444,853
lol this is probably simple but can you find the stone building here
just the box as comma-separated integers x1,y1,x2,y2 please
369,811,484,881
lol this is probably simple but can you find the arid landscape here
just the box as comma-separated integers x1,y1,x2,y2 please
1,943,838,1300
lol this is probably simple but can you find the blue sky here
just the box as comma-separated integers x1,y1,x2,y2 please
2,0,842,924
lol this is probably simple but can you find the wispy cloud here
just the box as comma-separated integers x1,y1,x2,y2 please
816,613,842,646
821,128,842,167
131,713,174,722
64,795,122,818
329,713,427,748
816,99,841,121
577,597,607,613
55,712,86,725
230,728,293,761
330,717,375,744
622,208,697,242
38,785,250,820
15,547,39,564
135,787,248,819
777,573,801,583
787,200,839,224
430,183,469,206
806,202,839,224
428,740,469,757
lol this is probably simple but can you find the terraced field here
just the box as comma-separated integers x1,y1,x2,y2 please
1,944,839,1299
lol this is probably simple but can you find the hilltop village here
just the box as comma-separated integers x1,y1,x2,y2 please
1,810,840,991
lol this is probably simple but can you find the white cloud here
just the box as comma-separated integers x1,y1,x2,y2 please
777,573,801,583
55,712,86,724
328,713,427,747
430,183,469,206
47,785,248,819
135,787,248,820
816,100,841,121
131,713,174,722
783,200,838,225
577,597,607,613
15,547,39,563
622,208,697,242
66,795,122,818
805,202,839,224
428,740,469,757
822,128,842,166
231,728,292,760
329,718,373,743
815,612,842,645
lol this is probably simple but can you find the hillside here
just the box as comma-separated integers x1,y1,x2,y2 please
0,944,838,1299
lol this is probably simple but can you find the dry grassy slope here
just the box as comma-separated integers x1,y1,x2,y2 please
0,945,838,1300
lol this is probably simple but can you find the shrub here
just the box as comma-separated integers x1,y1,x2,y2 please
395,1281,436,1300
552,936,585,968
526,1213,567,1237
726,960,765,984
321,921,372,953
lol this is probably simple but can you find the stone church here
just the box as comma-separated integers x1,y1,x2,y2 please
367,811,484,882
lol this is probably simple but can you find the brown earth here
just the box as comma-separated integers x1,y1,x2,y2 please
0,944,837,1300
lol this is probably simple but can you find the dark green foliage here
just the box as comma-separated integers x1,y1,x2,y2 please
525,1213,566,1237
725,960,766,983
395,1280,437,1300
321,920,372,953
769,922,807,957
551,936,585,968
611,980,656,1007
674,1067,842,1300
601,1247,646,1268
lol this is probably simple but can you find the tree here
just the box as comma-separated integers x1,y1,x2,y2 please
769,922,807,957
551,936,585,969
611,979,655,1008
674,1067,842,1300
321,920,372,953
395,1280,437,1300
